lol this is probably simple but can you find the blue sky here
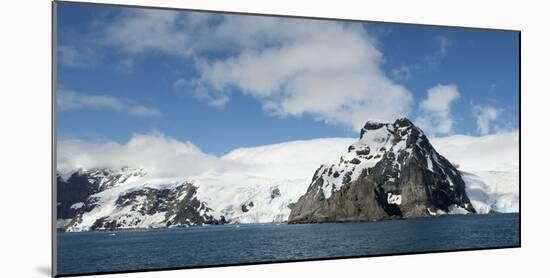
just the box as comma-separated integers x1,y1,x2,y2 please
55,2,519,155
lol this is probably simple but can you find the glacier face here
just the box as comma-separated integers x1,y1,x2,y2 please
56,127,519,231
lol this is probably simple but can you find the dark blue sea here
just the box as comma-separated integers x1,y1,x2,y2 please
56,213,519,276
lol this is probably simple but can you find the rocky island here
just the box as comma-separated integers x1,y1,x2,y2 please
288,118,476,223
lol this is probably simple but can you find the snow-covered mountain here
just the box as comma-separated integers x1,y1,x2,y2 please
288,118,475,223
56,119,519,231
57,139,353,231
56,167,146,220
57,168,228,232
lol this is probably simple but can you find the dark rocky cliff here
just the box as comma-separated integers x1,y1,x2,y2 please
288,118,475,223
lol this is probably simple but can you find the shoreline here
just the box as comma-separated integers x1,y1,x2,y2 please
57,212,519,233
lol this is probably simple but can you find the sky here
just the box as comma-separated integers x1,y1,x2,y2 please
55,2,519,155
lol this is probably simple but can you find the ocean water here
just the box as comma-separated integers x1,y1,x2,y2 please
56,213,519,276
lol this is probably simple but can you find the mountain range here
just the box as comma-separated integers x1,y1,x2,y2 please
56,118,519,231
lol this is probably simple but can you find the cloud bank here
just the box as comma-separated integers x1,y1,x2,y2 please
57,132,354,181
58,132,233,178
99,10,413,131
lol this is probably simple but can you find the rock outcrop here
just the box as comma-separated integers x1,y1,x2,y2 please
288,118,475,223
57,168,226,232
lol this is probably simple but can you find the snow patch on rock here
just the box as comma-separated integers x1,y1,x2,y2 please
387,193,402,205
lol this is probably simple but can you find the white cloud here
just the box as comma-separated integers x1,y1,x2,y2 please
416,84,460,135
472,105,502,134
57,89,125,111
426,36,452,68
101,11,413,131
58,45,96,68
196,17,412,130
115,58,136,73
102,9,189,55
101,9,220,56
58,132,227,178
127,105,162,117
391,65,413,80
173,78,229,107
57,89,161,117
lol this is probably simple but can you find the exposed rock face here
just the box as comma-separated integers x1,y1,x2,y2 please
57,168,227,232
56,174,96,220
288,118,475,223
82,183,226,231
56,168,146,219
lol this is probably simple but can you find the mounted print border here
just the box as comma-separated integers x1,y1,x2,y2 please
52,1,521,277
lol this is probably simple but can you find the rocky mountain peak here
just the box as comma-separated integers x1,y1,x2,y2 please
288,118,475,223
360,117,417,139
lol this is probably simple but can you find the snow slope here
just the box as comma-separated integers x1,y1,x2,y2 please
431,131,519,213
191,138,355,223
